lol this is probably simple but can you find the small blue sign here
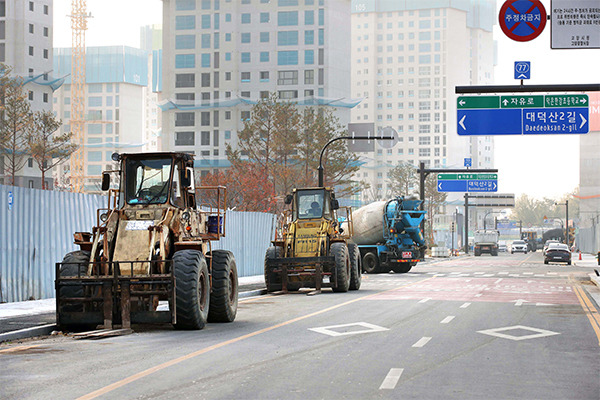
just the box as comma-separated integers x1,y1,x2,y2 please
437,180,498,193
464,158,472,167
8,191,13,211
514,61,530,79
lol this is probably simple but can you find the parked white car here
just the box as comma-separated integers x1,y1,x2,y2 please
511,240,528,254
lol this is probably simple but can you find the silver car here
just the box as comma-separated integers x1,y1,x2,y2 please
511,240,528,254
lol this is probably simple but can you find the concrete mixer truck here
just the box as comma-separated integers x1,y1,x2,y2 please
351,197,426,274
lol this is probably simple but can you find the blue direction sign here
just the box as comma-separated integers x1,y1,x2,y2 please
514,61,530,79
437,174,498,193
464,158,472,167
457,95,589,136
438,180,467,192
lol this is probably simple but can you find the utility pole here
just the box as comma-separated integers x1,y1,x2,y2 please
464,193,469,253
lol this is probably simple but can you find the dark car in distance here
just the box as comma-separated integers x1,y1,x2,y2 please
544,243,571,265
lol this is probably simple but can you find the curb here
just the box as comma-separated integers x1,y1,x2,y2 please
0,289,268,343
589,273,600,288
0,324,56,344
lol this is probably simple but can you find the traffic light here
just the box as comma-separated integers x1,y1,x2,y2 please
450,222,455,232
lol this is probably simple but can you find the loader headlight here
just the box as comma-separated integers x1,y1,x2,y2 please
182,211,191,221
100,212,109,222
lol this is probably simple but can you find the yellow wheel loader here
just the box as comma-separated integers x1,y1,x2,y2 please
264,187,361,294
55,152,237,331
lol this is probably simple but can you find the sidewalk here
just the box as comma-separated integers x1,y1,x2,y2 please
0,275,266,342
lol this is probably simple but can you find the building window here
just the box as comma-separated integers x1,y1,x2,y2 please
175,54,195,68
29,24,34,34
201,14,211,28
305,10,314,25
277,51,298,66
43,93,48,103
260,32,270,42
278,31,298,46
201,53,211,67
29,46,34,56
201,112,210,126
278,90,298,99
304,70,314,84
278,11,298,26
278,70,298,85
43,4,48,14
176,35,196,49
241,52,251,63
0,2,5,17
200,131,210,145
43,27,49,37
28,91,34,100
176,16,196,30
175,112,195,127
241,13,251,24
175,131,195,146
260,71,269,82
304,30,314,44
260,12,270,23
260,52,269,62
176,0,196,10
241,32,251,43
305,50,314,65
29,1,33,11
241,72,251,82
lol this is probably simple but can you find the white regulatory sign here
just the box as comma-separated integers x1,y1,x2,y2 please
126,220,153,230
551,0,600,49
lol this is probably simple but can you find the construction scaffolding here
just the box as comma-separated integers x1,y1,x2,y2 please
69,0,89,192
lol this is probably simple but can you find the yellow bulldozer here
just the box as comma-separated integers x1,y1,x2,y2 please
55,152,238,331
264,187,361,294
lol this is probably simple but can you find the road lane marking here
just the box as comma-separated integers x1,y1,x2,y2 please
460,302,471,309
494,278,503,284
474,294,482,297
412,337,432,348
418,298,431,303
309,322,389,337
518,253,536,266
572,282,600,346
77,277,436,400
478,325,559,341
379,368,404,390
440,316,455,324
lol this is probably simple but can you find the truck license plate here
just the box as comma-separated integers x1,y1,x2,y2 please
402,252,411,258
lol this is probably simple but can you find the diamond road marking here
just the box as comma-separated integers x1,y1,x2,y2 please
309,322,389,337
478,325,560,341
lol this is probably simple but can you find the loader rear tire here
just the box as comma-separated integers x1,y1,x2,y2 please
265,246,283,292
331,243,350,293
208,250,238,322
362,252,380,274
57,251,95,331
348,243,361,290
173,250,210,330
392,264,412,274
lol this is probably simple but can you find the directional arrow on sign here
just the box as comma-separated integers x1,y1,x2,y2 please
459,115,466,130
459,99,466,106
580,113,587,129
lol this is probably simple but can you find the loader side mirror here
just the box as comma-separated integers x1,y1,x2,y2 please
101,172,110,191
284,194,293,205
331,199,340,210
181,167,194,189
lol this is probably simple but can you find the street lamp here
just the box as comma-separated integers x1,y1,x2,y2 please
555,200,569,245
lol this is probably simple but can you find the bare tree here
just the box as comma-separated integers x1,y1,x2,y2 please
387,162,418,197
28,111,77,189
0,72,34,186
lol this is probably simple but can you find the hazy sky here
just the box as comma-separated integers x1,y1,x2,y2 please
52,0,600,200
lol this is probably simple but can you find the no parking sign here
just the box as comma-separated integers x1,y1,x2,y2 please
499,0,547,42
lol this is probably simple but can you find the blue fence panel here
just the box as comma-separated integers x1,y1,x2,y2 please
0,185,276,302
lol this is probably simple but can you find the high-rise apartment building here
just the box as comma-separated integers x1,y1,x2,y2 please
350,0,496,201
53,46,153,191
0,0,54,188
160,0,353,175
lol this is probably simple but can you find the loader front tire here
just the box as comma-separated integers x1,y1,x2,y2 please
173,250,210,330
57,251,95,331
264,246,283,292
208,250,238,323
348,243,361,290
331,243,350,293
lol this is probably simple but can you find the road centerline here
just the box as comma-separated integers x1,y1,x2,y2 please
441,316,455,324
412,337,432,348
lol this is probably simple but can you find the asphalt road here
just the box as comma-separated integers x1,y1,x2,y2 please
1,251,599,400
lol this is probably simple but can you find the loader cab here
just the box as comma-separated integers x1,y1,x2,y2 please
105,152,195,210
286,188,339,221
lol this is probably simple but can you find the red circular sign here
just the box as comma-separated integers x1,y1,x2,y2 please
499,0,547,42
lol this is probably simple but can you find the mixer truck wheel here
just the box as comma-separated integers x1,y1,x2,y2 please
331,243,351,292
264,246,283,292
208,250,238,323
348,243,361,290
392,264,412,273
362,252,380,274
173,250,210,330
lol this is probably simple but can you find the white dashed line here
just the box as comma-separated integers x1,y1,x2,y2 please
440,316,455,324
412,337,432,348
460,302,471,309
498,272,509,275
494,278,504,284
474,293,482,297
418,298,431,303
379,368,404,390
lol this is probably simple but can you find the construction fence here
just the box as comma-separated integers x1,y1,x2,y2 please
0,185,276,303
